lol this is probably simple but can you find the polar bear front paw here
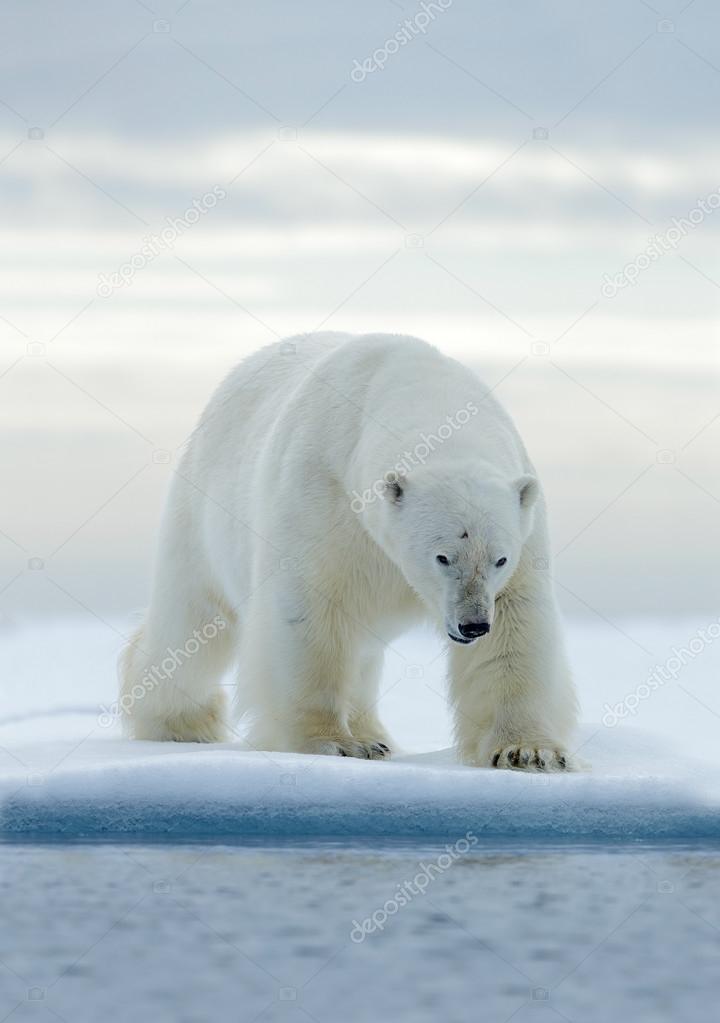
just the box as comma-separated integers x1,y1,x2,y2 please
347,736,390,761
490,745,570,772
304,737,391,760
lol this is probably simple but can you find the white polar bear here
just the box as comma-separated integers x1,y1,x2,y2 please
120,332,578,770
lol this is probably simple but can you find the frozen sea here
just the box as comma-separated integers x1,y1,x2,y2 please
2,615,720,1019
2,840,720,1023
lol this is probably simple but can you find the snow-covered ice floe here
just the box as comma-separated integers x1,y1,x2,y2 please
1,725,719,840
2,618,720,840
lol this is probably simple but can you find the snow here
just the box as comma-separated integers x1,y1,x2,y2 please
2,617,720,839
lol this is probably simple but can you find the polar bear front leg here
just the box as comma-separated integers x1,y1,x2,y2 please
448,585,578,772
250,608,389,760
347,649,393,758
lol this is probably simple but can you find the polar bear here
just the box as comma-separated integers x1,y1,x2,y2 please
120,332,578,770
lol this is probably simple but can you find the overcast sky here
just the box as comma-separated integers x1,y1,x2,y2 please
0,0,718,630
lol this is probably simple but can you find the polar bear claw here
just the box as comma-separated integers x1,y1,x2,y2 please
491,746,570,772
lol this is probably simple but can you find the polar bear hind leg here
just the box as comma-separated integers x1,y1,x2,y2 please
118,575,236,742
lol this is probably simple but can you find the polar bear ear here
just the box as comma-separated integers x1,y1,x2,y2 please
383,470,406,505
514,474,538,510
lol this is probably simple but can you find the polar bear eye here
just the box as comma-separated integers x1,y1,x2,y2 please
436,555,449,566
495,557,507,568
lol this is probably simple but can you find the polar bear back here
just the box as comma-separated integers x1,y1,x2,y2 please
193,332,530,484
175,332,535,584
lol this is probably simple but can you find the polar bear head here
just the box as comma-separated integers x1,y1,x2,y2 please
372,464,539,644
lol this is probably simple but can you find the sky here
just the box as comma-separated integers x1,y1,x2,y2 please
0,0,718,630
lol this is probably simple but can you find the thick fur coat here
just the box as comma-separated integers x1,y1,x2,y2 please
120,333,578,770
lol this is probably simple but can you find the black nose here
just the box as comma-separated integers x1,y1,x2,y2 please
458,621,490,639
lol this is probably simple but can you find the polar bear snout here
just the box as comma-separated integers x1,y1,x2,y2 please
444,584,496,647
448,619,491,644
458,620,490,640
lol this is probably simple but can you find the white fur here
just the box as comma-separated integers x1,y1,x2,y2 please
120,333,578,770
